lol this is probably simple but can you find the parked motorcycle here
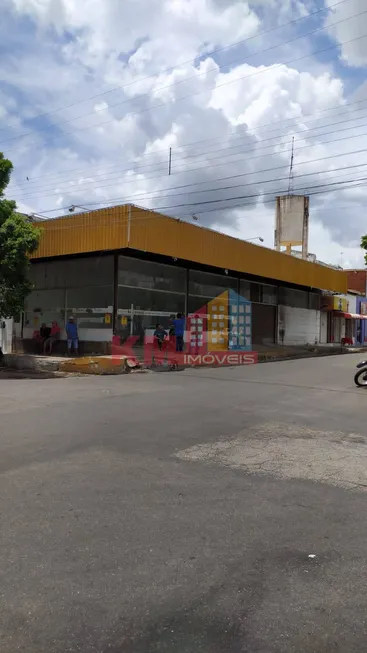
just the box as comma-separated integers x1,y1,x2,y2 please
354,361,367,387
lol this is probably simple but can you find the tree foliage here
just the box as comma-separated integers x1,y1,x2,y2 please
361,235,367,266
0,152,41,318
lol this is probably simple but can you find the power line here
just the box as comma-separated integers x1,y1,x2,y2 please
14,162,367,213
11,123,367,204
188,179,367,216
218,201,367,220
4,29,367,154
10,104,367,196
152,175,367,212
29,176,367,240
0,0,354,139
31,152,367,217
10,106,367,199
164,100,367,152
13,97,367,188
58,165,367,207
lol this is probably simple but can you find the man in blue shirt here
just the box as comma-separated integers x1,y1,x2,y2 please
66,316,79,356
153,324,168,351
172,313,185,352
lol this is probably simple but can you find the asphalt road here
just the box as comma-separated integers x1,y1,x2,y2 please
1,354,367,652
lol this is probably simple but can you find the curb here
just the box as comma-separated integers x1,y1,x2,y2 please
1,354,140,376
1,347,365,376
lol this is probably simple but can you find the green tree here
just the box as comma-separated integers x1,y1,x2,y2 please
0,152,41,318
361,235,367,266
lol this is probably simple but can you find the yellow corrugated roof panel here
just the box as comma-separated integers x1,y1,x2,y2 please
32,204,347,294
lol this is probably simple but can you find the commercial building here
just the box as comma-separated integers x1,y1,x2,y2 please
347,269,367,297
319,292,367,346
19,204,347,355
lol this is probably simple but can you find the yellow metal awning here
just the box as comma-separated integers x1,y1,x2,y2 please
31,204,348,294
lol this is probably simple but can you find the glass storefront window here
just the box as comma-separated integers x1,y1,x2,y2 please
67,286,114,329
29,262,47,289
119,257,186,293
188,270,237,313
279,287,309,309
118,256,186,341
250,283,261,303
30,257,114,289
241,281,277,304
28,257,115,334
261,284,277,305
309,292,321,310
239,280,251,300
24,289,66,331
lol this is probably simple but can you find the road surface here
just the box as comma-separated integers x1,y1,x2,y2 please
1,354,367,652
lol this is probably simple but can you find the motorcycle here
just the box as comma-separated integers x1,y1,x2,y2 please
354,361,367,387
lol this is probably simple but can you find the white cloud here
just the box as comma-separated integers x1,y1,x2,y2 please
9,0,260,64
1,0,367,268
325,0,367,67
210,63,344,127
212,205,365,269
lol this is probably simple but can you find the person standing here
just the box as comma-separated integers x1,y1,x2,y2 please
66,316,79,356
43,320,61,355
39,323,51,353
153,324,168,351
172,312,185,352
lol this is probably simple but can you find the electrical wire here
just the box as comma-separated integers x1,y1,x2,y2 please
3,29,367,154
10,103,367,196
77,174,367,213
11,127,367,205
29,158,367,223
26,175,367,242
14,96,367,189
14,163,367,215
26,164,367,214
0,0,354,139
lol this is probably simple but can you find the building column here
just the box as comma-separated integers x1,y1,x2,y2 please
113,253,119,334
185,268,189,316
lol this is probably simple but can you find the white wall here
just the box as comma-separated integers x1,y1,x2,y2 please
320,312,328,344
346,294,357,314
333,316,345,344
13,319,22,339
23,326,113,343
78,328,113,342
279,306,320,346
0,318,13,354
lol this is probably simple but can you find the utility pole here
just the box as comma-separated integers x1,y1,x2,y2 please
168,147,172,176
287,136,295,195
285,137,295,254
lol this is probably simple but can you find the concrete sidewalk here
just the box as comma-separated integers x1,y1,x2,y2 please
2,344,365,375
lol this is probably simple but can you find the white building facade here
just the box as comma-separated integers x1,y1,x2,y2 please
0,318,13,354
277,287,321,346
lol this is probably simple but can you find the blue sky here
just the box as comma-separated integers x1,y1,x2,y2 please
1,0,367,266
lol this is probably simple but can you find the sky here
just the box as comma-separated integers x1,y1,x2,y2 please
1,0,367,268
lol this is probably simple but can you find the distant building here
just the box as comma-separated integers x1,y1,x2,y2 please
346,270,367,297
